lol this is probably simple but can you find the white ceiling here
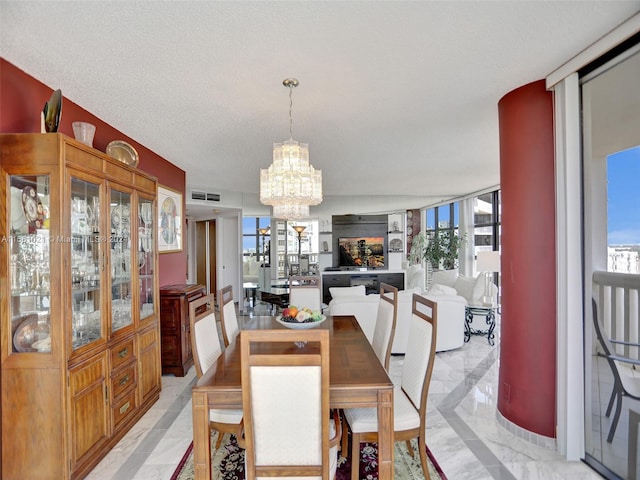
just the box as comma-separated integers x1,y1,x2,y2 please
2,1,639,217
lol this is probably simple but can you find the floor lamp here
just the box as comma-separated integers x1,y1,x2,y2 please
259,226,270,265
477,250,501,306
292,225,306,274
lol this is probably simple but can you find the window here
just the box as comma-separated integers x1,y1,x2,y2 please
607,145,640,273
424,202,461,269
473,190,501,259
242,216,270,264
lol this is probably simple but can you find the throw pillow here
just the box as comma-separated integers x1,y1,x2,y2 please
431,269,458,288
454,275,476,303
471,275,486,305
428,283,458,296
406,265,425,291
329,285,366,298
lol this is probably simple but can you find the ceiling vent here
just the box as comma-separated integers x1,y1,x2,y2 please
191,190,220,202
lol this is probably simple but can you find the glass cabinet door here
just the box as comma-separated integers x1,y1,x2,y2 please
71,177,102,350
138,197,155,319
9,175,52,353
110,189,133,333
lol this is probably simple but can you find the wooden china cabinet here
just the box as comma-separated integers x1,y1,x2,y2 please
0,134,161,479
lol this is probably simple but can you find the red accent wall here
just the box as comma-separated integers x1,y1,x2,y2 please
1,58,187,286
497,80,557,437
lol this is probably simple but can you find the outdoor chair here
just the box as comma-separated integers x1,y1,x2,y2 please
592,298,640,443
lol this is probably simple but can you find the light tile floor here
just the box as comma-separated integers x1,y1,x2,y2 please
86,311,602,480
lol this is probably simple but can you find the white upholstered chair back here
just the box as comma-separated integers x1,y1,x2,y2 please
219,284,240,347
401,294,438,413
289,275,322,311
189,294,222,378
371,283,398,371
189,293,244,448
240,329,338,480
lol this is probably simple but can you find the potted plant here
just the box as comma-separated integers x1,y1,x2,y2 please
408,232,427,265
424,230,467,270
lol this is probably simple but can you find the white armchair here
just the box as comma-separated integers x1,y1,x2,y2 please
430,269,499,334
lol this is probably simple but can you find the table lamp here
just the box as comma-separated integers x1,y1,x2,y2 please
477,250,500,306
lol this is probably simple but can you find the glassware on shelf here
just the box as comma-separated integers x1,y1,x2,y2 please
70,177,102,350
9,175,52,353
111,189,133,332
138,197,155,319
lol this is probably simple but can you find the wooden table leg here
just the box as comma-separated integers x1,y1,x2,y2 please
192,391,211,480
377,388,394,479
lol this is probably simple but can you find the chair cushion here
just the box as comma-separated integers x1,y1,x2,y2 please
344,387,420,433
431,269,458,288
209,408,243,424
329,285,366,298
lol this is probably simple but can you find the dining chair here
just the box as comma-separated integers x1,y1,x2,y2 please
371,282,399,371
592,298,640,443
340,282,398,455
343,294,437,480
288,275,322,312
189,294,243,449
219,284,240,347
240,328,341,480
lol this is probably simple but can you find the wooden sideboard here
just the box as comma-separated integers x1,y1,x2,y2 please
159,284,206,376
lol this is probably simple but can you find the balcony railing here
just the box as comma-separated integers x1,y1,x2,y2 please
593,271,640,360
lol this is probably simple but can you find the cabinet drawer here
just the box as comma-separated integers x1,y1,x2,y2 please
111,362,137,399
324,275,351,286
111,338,135,370
112,389,137,429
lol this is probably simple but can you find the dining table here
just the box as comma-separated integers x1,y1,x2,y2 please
191,314,395,479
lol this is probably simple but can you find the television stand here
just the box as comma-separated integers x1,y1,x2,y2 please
321,270,405,304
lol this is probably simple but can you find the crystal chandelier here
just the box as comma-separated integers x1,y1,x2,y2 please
260,78,322,220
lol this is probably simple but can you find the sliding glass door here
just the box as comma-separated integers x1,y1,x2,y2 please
582,43,640,479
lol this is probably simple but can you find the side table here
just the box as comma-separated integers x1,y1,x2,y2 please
465,305,497,346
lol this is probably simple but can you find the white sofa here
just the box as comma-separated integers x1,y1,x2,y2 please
327,285,466,353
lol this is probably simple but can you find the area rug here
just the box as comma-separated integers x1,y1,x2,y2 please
171,432,447,480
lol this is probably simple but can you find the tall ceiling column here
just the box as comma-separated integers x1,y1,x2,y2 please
498,79,557,438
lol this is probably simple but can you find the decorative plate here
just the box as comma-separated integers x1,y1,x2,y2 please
22,186,45,230
389,238,403,252
106,140,139,168
13,313,48,352
276,315,327,329
43,89,62,133
111,205,130,233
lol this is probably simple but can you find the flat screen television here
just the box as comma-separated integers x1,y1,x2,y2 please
338,236,385,268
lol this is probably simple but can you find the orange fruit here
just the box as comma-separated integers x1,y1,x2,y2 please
288,306,298,318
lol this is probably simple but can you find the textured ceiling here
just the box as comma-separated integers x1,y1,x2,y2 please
2,1,639,215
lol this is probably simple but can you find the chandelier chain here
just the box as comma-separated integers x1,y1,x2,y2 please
288,84,294,139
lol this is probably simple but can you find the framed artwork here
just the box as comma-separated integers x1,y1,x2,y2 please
158,185,182,253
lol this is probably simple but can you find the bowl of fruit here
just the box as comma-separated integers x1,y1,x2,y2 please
276,306,326,329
